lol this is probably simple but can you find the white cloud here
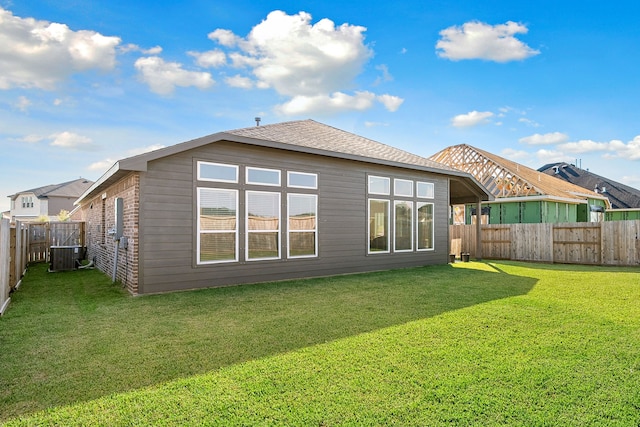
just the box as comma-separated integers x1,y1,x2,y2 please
120,43,162,55
208,28,242,47
225,74,254,89
377,94,404,112
203,10,401,115
134,56,214,95
501,148,530,161
373,64,393,85
0,7,121,89
518,117,540,127
126,144,165,157
558,139,611,154
451,110,494,127
88,158,114,171
14,96,31,112
436,21,540,62
188,49,226,68
276,91,376,115
50,131,95,150
535,148,567,164
520,132,570,145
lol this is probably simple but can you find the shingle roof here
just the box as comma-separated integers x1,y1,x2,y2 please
226,119,457,172
76,119,492,206
10,178,94,200
538,163,640,209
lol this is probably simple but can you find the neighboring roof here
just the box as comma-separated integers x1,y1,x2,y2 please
429,144,610,206
9,178,94,201
538,163,640,209
76,119,492,205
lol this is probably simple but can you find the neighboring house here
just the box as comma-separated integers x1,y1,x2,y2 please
8,178,94,223
429,144,610,224
538,162,640,221
74,119,491,295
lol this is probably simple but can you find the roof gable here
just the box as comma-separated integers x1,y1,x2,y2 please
429,144,608,204
10,178,93,200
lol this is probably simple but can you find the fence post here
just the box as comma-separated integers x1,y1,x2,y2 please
1,218,11,315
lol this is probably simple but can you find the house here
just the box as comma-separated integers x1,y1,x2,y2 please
74,119,491,295
538,162,640,221
429,144,610,224
8,178,94,223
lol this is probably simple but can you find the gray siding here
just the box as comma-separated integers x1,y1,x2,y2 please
138,141,450,294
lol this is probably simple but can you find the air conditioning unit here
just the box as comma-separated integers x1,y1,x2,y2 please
49,245,84,272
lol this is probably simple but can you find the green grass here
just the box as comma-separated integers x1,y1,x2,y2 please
1,261,639,426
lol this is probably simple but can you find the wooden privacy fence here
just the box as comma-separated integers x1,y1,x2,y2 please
1,220,29,315
27,221,85,262
450,220,640,266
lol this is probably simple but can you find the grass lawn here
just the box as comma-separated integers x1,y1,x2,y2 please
1,261,639,426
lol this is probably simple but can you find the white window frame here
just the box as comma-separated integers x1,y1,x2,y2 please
246,190,281,261
287,193,318,258
417,181,435,199
394,200,414,252
197,188,239,264
197,161,238,183
394,179,414,197
287,171,318,189
417,202,435,251
368,175,390,195
246,167,281,187
368,198,390,254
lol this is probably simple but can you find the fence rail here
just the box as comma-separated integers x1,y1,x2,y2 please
27,222,85,262
450,220,640,266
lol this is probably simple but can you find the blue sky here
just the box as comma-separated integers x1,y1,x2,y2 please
2,0,640,213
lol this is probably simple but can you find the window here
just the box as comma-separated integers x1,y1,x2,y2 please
394,179,413,197
288,171,317,189
394,201,413,252
198,162,238,183
246,191,280,260
247,167,281,186
368,199,389,253
417,182,434,199
417,202,434,250
368,176,390,195
21,196,33,208
198,188,238,263
288,194,317,258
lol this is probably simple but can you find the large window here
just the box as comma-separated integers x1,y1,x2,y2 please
196,163,317,264
288,194,317,258
417,202,434,250
369,199,389,253
394,201,413,252
246,191,280,260
198,188,238,263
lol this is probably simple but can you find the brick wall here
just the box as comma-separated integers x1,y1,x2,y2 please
80,173,140,294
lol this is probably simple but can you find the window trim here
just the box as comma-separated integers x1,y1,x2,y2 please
287,193,318,259
416,201,435,251
197,187,239,265
246,190,281,261
197,161,238,183
417,181,435,199
368,198,390,254
246,167,281,187
394,179,414,197
287,171,318,189
368,175,391,195
394,200,414,252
